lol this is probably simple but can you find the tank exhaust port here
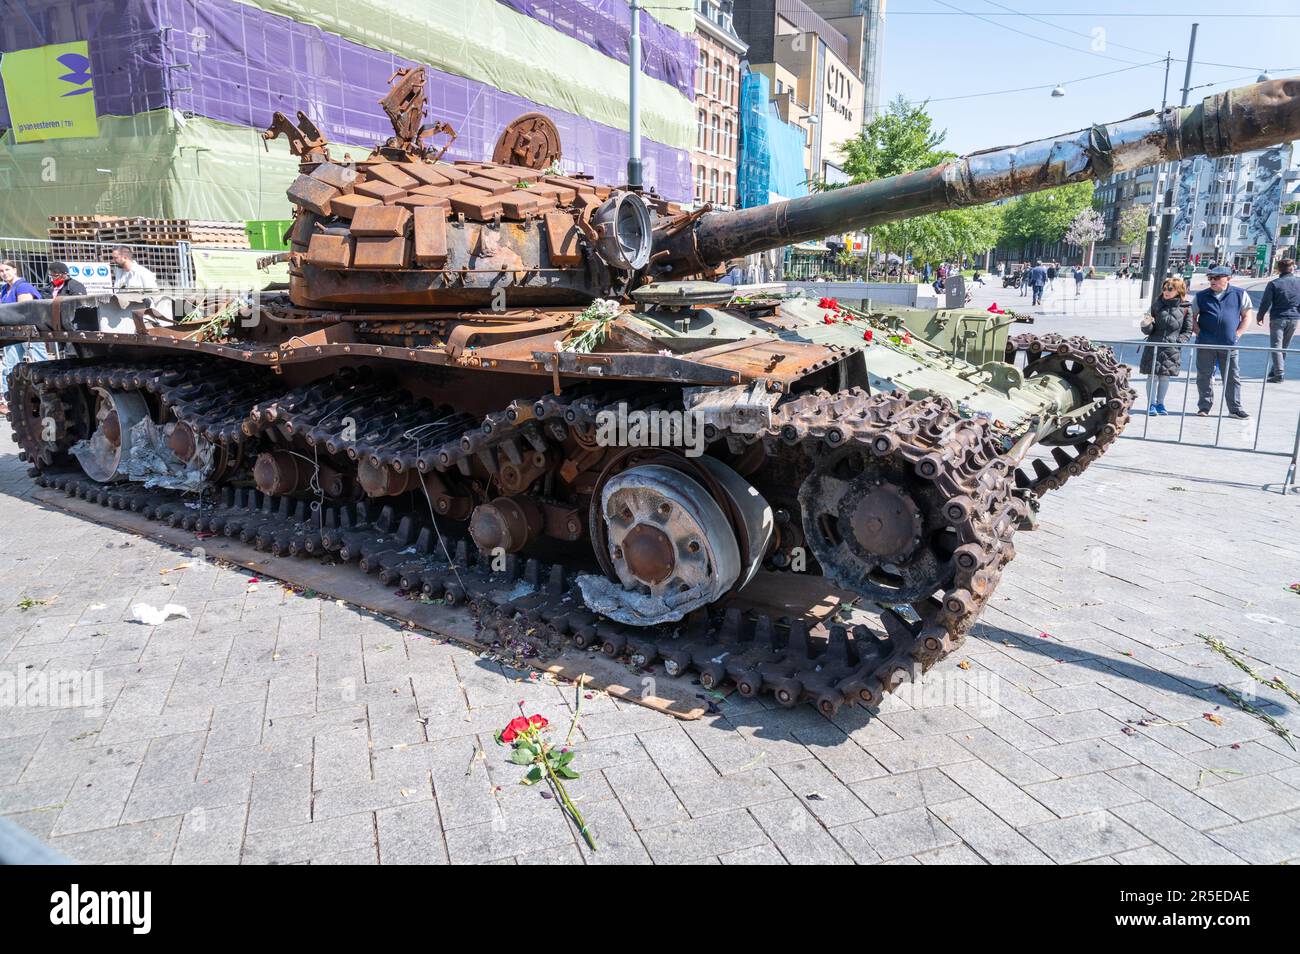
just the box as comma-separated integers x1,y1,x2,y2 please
578,456,773,626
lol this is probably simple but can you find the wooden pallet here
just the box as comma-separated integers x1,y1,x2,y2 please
46,216,251,249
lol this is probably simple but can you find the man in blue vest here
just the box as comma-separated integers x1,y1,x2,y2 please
1190,265,1253,418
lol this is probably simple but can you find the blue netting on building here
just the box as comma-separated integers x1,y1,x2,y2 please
738,71,808,208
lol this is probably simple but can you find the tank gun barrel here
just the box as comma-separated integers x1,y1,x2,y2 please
652,76,1300,275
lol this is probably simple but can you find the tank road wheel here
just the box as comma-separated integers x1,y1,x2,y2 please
797,445,951,603
580,456,773,626
77,388,151,482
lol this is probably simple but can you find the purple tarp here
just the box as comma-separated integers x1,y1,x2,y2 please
0,0,691,201
496,0,696,99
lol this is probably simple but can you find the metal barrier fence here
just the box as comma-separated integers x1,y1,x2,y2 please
0,236,194,293
1091,338,1300,493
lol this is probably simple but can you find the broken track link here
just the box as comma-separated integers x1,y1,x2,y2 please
1005,332,1136,496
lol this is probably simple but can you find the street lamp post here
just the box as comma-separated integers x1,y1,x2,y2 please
1150,23,1198,307
627,0,643,189
1139,52,1172,299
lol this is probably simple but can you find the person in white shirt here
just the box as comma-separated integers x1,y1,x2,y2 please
110,246,158,292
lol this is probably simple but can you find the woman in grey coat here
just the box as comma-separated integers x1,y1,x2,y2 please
1139,277,1194,415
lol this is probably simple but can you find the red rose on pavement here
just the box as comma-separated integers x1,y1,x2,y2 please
528,714,548,729
501,714,531,742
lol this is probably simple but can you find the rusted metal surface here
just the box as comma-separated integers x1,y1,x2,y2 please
670,76,1300,274
492,113,563,169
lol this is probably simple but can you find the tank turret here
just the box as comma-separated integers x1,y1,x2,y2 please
274,73,1300,308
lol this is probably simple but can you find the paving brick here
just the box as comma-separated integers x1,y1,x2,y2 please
1205,813,1300,865
1023,772,1144,817
376,800,448,864
172,804,248,865
638,810,769,864
1111,802,1244,864
719,842,789,864
879,706,980,738
50,765,138,835
247,766,311,832
1028,738,1137,778
51,815,182,864
1029,709,1126,744
848,806,959,861
850,768,965,816
602,759,687,829
1106,765,1234,830
1195,773,1300,821
313,773,431,821
241,812,376,864
940,760,1055,827
771,759,874,826
749,798,854,864
121,774,252,825
930,796,1052,864
865,735,974,774
1020,811,1149,864
954,728,1057,785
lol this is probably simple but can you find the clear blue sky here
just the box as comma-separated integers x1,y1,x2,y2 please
880,1,1300,155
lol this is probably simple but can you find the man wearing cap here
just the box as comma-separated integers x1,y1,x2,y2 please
1256,259,1300,383
49,262,87,298
1190,265,1253,418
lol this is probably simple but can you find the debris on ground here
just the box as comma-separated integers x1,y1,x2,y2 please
130,603,191,625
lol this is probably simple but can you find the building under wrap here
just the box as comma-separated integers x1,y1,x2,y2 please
0,0,698,238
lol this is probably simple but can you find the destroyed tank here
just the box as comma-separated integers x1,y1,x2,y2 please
5,70,1299,714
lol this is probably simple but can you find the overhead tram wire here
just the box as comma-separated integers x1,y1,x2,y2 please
909,2,1294,72
920,60,1162,103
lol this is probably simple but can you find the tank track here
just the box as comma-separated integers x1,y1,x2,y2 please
10,357,1023,715
1006,332,1135,496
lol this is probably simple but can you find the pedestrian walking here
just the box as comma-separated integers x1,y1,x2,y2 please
1029,260,1048,306
1256,258,1299,382
1018,264,1029,297
1140,277,1193,416
0,260,51,415
1073,265,1085,295
1191,265,1253,418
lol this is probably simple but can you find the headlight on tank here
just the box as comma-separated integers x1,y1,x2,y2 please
591,190,653,271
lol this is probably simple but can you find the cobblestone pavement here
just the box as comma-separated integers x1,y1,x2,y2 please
2,334,1299,864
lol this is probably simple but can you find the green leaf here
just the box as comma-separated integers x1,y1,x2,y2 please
510,747,535,766
522,765,543,785
556,765,580,779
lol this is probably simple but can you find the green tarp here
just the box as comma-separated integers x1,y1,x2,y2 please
234,0,694,150
0,111,373,239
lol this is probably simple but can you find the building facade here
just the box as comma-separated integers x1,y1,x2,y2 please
0,0,699,238
733,0,866,187
691,0,748,210
1092,166,1160,269
1170,144,1298,273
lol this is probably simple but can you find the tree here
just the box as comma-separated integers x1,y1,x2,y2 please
1117,205,1149,259
830,96,1005,275
1001,181,1096,253
1064,208,1105,266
